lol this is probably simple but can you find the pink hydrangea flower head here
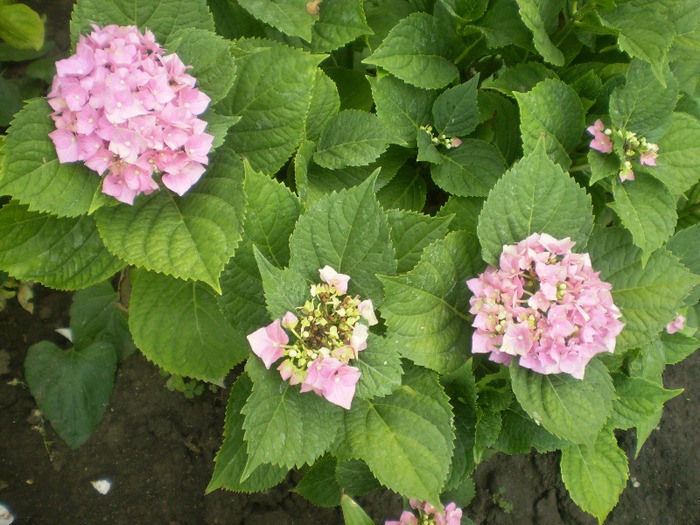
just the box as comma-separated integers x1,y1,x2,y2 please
468,232,624,379
318,265,350,294
385,511,418,525
586,119,613,154
246,319,288,369
666,314,686,334
639,143,659,166
48,24,213,204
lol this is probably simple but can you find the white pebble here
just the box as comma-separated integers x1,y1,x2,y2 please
0,503,14,525
91,479,112,495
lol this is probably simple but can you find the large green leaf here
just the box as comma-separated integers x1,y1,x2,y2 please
70,0,215,45
163,28,236,105
437,195,484,235
510,359,614,445
294,454,341,507
243,161,302,266
560,430,629,524
432,76,480,137
481,62,558,98
379,231,483,374
477,140,593,265
25,341,117,449
310,0,372,53
216,39,323,174
237,0,316,41
289,172,396,305
369,74,438,148
587,227,699,351
431,140,505,197
313,110,393,169
241,358,343,477
0,203,123,290
70,280,135,361
667,223,700,305
376,164,427,212
652,112,700,195
514,79,584,168
304,70,340,143
599,0,676,84
387,210,452,273
353,334,403,400
129,269,248,383
0,98,100,218
608,60,678,142
94,144,245,292
345,365,454,508
515,0,564,66
207,373,288,493
609,173,677,257
0,3,44,50
610,375,682,430
254,249,310,320
362,12,459,90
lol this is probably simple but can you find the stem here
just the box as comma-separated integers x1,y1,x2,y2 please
569,163,590,173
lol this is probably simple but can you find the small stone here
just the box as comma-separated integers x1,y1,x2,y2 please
91,479,112,495
0,502,15,525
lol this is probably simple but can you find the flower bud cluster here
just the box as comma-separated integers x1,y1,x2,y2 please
420,125,462,149
467,233,624,380
47,24,213,204
246,266,378,409
385,499,462,525
586,119,658,183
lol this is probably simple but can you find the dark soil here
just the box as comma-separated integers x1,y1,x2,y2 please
1,285,699,525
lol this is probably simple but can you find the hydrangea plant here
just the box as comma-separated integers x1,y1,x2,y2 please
1,0,699,523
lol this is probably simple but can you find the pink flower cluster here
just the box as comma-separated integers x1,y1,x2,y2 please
47,24,213,204
467,233,624,380
666,314,686,334
246,266,378,410
385,500,462,525
586,119,659,183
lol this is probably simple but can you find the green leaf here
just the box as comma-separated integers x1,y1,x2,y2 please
354,334,403,400
216,38,323,174
516,0,564,66
242,357,343,476
431,140,505,197
477,140,593,265
340,494,374,525
200,111,241,150
667,223,700,305
609,60,678,142
439,0,488,21
481,91,522,165
304,70,340,143
494,408,569,454
345,365,454,508
610,375,682,430
599,0,675,84
362,12,459,90
313,110,393,169
387,210,452,273
164,28,236,105
432,76,480,137
0,76,22,128
70,0,215,45
25,341,117,448
0,203,124,290
254,248,310,320
588,149,620,186
379,231,483,374
560,430,629,524
218,240,269,336
437,196,483,236
70,280,135,361
323,67,373,112
510,359,614,445
0,98,101,218
129,269,248,383
243,161,302,266
514,79,584,169
481,62,558,98
660,332,700,365
587,227,699,352
289,172,396,305
377,163,426,212
294,455,341,507
310,0,372,53
609,173,677,256
416,127,443,164
369,74,438,148
0,4,44,50
237,0,316,41
335,459,381,496
208,373,288,493
475,0,531,50
652,112,700,195
95,144,245,292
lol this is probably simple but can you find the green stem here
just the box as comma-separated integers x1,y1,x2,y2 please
453,34,484,66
